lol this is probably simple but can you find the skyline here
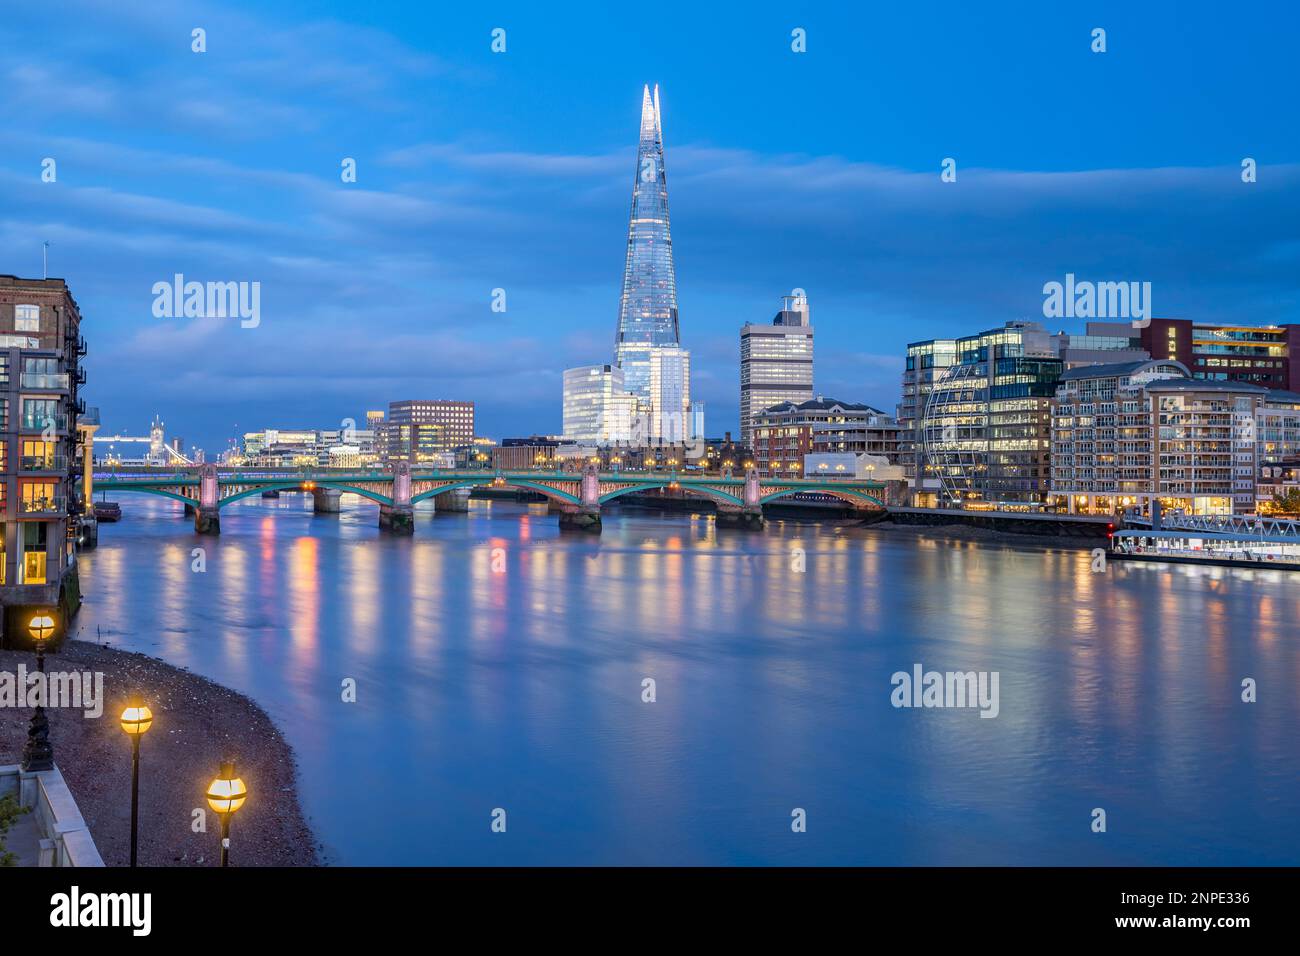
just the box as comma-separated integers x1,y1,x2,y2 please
1,1,1298,451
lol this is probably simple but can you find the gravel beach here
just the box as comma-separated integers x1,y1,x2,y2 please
0,640,319,866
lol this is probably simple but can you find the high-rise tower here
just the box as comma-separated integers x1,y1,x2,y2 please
614,84,681,404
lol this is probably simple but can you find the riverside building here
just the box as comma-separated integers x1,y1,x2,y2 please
751,397,893,478
0,276,86,647
740,294,814,447
1138,319,1300,390
898,320,1151,507
1050,360,1300,515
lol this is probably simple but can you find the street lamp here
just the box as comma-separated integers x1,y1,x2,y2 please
206,761,248,868
120,695,153,867
21,612,56,773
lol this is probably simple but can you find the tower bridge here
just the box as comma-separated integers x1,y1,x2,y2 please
86,464,892,535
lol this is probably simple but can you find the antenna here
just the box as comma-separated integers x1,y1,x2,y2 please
42,241,50,279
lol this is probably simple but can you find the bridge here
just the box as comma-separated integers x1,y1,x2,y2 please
87,463,892,535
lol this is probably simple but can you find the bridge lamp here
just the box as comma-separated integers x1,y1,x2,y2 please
120,695,153,867
206,761,248,868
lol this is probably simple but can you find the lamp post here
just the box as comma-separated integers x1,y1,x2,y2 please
119,695,153,867
21,612,56,773
206,761,248,867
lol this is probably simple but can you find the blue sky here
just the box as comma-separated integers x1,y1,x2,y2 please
2,0,1297,453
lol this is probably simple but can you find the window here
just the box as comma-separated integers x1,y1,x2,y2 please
15,304,40,332
20,481,59,513
21,439,56,469
21,398,60,430
21,523,47,584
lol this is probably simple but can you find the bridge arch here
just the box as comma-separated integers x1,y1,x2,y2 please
759,485,885,508
92,485,199,506
598,482,744,507
218,481,393,508
410,478,581,506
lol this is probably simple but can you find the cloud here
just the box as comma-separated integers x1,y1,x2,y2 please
1,3,1296,448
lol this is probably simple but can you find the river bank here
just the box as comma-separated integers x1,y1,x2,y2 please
0,640,319,866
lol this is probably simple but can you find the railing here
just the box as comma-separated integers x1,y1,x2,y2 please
20,372,70,389
18,495,67,514
20,412,68,431
19,454,68,472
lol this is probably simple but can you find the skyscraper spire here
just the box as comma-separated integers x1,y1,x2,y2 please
615,83,680,404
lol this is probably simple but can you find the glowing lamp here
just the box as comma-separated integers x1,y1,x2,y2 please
206,762,248,816
28,613,55,643
120,697,154,736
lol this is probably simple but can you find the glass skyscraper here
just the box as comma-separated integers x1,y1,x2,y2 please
614,84,681,404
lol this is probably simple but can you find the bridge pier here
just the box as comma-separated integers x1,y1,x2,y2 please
378,504,414,534
716,505,766,530
716,468,767,529
557,463,603,533
194,463,221,534
379,461,414,534
194,506,221,535
558,505,602,533
312,488,342,514
433,489,469,513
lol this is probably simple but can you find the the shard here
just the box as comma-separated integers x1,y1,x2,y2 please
614,84,681,404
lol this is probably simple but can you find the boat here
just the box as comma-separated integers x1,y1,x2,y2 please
94,501,122,522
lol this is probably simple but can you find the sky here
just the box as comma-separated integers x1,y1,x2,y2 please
1,0,1297,454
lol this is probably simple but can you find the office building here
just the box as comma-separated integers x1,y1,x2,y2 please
898,320,1157,506
613,84,681,404
563,365,638,445
740,294,814,446
0,276,86,646
647,347,691,444
1139,319,1300,390
383,400,474,464
494,436,563,471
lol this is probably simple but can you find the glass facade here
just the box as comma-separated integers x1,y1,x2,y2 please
562,365,638,445
906,323,1063,504
614,84,680,403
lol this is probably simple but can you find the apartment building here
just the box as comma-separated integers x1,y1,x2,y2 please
0,276,85,647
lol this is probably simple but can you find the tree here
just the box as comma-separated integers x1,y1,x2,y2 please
1270,488,1300,516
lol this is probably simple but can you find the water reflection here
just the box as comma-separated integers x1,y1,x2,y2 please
72,495,1300,865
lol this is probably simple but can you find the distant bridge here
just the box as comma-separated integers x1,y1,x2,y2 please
87,464,891,535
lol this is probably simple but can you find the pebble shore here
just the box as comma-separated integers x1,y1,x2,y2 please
0,640,319,866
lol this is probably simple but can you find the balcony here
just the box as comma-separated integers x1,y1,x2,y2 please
20,372,70,390
20,454,68,472
18,495,67,515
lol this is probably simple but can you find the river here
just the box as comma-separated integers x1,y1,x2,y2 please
72,494,1300,865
